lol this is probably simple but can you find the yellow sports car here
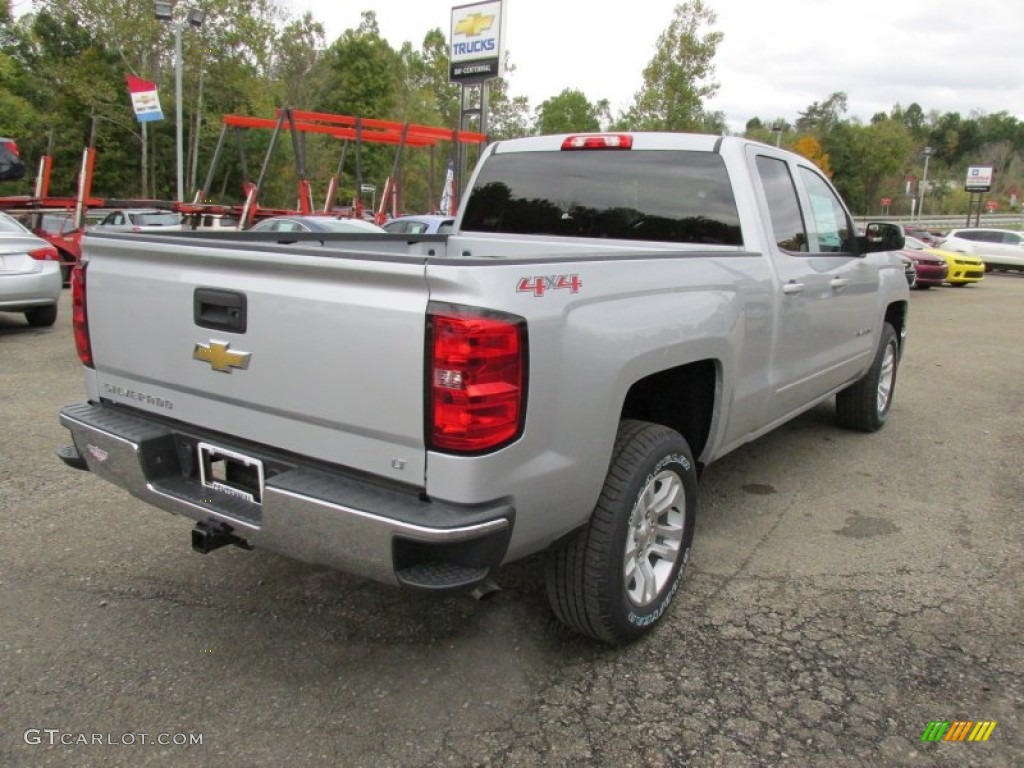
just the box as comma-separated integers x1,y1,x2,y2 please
904,236,985,286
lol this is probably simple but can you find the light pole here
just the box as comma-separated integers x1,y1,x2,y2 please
772,120,785,147
918,146,934,221
154,1,205,202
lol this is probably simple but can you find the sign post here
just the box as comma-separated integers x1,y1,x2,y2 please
964,166,994,226
449,1,506,205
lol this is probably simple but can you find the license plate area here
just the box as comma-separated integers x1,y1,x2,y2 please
197,442,264,504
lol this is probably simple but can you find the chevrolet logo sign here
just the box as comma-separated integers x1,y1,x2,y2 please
193,340,251,373
455,12,494,37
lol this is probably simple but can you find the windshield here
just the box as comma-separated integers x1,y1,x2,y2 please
317,219,385,233
134,212,181,227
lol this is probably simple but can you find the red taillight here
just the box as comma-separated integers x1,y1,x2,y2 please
561,134,633,151
2,140,19,157
71,263,93,367
28,246,60,261
428,305,527,453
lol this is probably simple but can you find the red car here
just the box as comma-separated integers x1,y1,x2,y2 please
900,237,949,289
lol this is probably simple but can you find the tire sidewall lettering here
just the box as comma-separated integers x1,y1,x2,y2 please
623,454,693,628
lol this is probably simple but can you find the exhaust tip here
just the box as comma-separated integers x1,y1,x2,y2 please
468,577,501,601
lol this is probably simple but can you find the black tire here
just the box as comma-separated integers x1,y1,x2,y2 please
545,420,697,644
836,322,899,432
25,304,58,328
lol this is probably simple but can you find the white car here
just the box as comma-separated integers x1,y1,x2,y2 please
93,208,183,233
0,211,63,327
936,228,1024,271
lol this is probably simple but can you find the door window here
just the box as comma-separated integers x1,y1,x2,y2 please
755,156,807,252
798,167,854,253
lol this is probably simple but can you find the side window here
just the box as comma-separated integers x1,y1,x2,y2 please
756,155,808,252
798,167,853,253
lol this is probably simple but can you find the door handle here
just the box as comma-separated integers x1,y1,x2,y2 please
194,288,248,333
830,277,849,290
782,281,805,295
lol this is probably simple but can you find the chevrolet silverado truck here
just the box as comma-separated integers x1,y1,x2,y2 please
58,133,908,644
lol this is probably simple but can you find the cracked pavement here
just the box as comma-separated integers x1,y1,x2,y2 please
2,277,1021,767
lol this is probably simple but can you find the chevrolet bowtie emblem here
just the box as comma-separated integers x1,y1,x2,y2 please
193,340,251,373
455,12,494,37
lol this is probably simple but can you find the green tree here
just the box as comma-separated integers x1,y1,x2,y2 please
271,13,327,109
485,77,532,140
536,89,601,134
795,92,848,134
824,118,913,213
621,0,722,132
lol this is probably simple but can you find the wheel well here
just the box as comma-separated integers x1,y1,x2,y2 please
620,360,717,465
884,301,908,348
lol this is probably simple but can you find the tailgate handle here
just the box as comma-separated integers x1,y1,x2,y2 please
194,288,247,334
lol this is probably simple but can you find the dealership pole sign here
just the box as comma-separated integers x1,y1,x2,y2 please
964,166,994,193
449,1,506,83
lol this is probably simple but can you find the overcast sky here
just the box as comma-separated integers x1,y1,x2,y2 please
285,0,1023,132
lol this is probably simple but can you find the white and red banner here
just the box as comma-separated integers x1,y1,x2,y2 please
125,75,164,123
439,159,456,215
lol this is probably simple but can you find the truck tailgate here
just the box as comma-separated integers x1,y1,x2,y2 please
83,235,429,485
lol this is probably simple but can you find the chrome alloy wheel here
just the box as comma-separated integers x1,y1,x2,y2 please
624,469,687,607
877,339,897,415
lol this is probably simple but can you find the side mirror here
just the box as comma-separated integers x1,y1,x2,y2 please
858,222,905,254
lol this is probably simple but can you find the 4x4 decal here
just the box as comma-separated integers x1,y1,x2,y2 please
516,274,582,297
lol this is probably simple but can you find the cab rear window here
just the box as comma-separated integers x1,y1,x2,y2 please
461,150,743,246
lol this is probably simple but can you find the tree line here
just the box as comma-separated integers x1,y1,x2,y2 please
2,1,1021,216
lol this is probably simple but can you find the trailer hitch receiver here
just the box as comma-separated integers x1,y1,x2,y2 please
191,520,252,554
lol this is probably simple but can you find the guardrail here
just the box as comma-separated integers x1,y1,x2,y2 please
853,214,1023,231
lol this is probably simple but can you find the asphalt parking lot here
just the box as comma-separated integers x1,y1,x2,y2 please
2,276,1022,767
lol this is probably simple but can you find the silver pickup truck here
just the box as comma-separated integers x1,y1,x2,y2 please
58,133,909,644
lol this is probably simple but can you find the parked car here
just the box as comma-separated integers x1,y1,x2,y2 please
93,208,183,233
248,215,386,234
897,254,917,287
898,239,948,289
936,228,1024,272
0,210,62,327
182,212,240,232
383,214,455,235
0,137,25,182
19,210,84,285
902,225,940,247
903,236,984,287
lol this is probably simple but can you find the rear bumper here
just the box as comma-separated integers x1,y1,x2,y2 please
58,402,513,590
0,262,62,309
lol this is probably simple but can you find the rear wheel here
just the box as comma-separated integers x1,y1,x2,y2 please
545,420,697,644
836,322,899,432
25,304,58,327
